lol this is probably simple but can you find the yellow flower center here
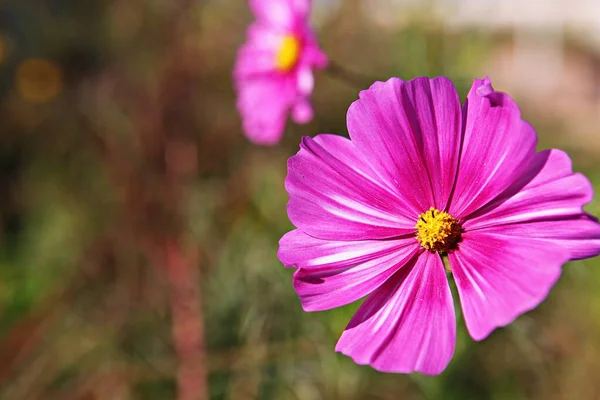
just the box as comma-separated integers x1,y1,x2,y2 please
275,35,301,72
415,207,461,253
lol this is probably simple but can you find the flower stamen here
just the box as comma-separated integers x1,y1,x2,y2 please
415,207,462,253
276,35,301,72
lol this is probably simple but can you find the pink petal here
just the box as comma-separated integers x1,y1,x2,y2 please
347,77,462,213
450,232,570,341
296,65,314,95
249,0,299,29
245,23,284,52
300,37,328,68
286,134,418,240
335,251,456,375
448,77,537,219
476,214,600,261
473,76,520,110
234,48,276,80
234,25,284,79
278,230,420,311
236,76,294,145
288,0,311,16
464,149,593,229
291,100,313,124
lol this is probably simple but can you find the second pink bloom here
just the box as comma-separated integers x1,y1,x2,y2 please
234,0,328,145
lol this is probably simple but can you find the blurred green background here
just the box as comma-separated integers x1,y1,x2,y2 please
0,0,600,399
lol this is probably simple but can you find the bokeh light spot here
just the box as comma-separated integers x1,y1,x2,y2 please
16,58,64,103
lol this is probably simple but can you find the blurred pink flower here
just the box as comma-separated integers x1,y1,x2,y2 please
234,0,327,145
278,76,600,375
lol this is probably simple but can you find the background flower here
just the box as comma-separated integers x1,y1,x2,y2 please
279,76,600,375
234,0,328,145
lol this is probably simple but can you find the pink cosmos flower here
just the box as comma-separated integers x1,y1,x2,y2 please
234,0,328,145
278,76,600,375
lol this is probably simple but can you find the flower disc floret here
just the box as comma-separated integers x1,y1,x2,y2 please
276,35,301,72
415,207,461,253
